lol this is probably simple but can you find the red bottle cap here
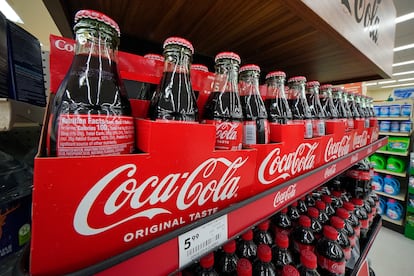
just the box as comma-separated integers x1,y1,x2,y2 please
320,84,332,90
241,229,253,241
330,216,345,229
281,265,300,276
332,191,342,198
257,244,272,262
258,220,270,231
323,225,339,241
315,200,326,210
191,64,209,72
144,53,164,62
200,252,214,268
265,71,286,79
163,37,194,54
288,76,307,83
343,202,355,211
307,207,319,219
239,64,260,73
291,202,298,207
299,215,311,228
237,258,252,276
306,81,320,88
300,250,317,270
331,87,340,92
215,52,241,64
74,10,121,37
223,239,236,253
352,198,364,206
322,195,333,204
276,233,289,249
336,208,350,220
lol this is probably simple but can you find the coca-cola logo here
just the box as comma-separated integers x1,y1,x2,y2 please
370,127,379,143
273,184,297,208
324,136,351,162
353,130,368,149
216,122,239,141
367,145,373,154
55,39,75,52
73,157,247,236
351,153,359,163
324,164,337,179
258,143,318,185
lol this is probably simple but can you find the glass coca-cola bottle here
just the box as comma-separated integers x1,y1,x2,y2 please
290,215,316,263
203,52,243,150
330,216,351,261
316,226,346,276
47,10,135,157
340,90,355,130
288,202,301,227
297,250,321,276
306,81,326,137
335,208,356,248
149,37,198,121
315,201,330,225
216,240,239,275
346,91,361,119
236,258,252,276
356,94,369,127
331,87,349,130
254,220,273,246
196,253,219,276
252,244,276,276
287,76,313,138
321,195,336,218
307,207,323,239
265,71,293,124
351,198,369,239
320,84,339,119
271,233,294,273
237,229,258,262
271,208,293,237
238,64,269,144
342,202,361,239
281,265,300,276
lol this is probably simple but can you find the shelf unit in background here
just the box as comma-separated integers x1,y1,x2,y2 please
373,168,407,178
0,98,45,131
377,117,411,121
376,150,409,156
375,190,406,201
404,156,414,239
378,131,411,137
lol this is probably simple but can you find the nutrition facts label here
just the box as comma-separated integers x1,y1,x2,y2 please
57,114,134,156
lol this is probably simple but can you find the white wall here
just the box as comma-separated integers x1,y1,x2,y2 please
367,88,394,102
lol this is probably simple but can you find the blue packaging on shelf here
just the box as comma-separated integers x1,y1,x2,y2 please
374,106,381,117
400,121,411,133
379,105,390,117
389,104,401,117
390,121,400,132
379,120,391,132
401,104,412,116
378,196,386,215
383,175,400,195
386,199,403,221
371,173,383,192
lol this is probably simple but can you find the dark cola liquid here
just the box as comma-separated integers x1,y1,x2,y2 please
123,79,156,100
149,71,198,121
272,247,294,273
310,217,323,239
203,91,243,121
252,260,276,276
290,226,316,263
288,99,312,120
332,98,347,119
240,94,268,144
216,253,239,275
265,98,292,123
237,240,257,262
316,239,345,276
49,54,132,156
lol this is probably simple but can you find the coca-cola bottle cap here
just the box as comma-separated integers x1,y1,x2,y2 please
281,265,300,276
265,71,286,79
74,10,121,37
257,244,272,262
306,81,320,88
299,215,311,227
191,64,209,72
258,220,270,231
315,200,326,210
163,37,194,54
144,53,164,62
237,258,252,276
215,52,241,64
223,240,236,253
200,252,214,268
288,76,307,83
343,202,355,211
323,225,339,241
352,198,364,206
307,207,319,219
320,84,332,90
322,195,333,204
332,191,342,198
336,208,350,219
276,233,289,249
300,250,317,269
241,229,253,241
239,64,260,73
330,216,345,229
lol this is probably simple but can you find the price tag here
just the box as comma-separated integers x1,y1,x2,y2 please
178,215,228,268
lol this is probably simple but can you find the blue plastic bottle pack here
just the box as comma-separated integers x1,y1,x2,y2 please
390,121,400,132
389,104,401,117
401,104,412,116
386,199,403,220
378,196,387,215
379,105,390,117
371,173,383,192
383,175,400,195
379,120,391,132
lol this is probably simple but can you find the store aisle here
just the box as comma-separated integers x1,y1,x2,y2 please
368,226,414,276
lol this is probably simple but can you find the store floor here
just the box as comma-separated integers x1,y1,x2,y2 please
368,226,414,275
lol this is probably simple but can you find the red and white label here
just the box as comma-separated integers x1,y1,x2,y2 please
343,247,351,260
206,120,242,150
273,183,297,208
324,135,351,162
242,120,270,145
346,170,370,181
360,218,369,230
293,242,314,254
274,227,292,237
318,255,346,274
324,164,337,179
353,130,368,149
57,114,134,156
348,118,355,129
305,119,313,138
312,119,326,137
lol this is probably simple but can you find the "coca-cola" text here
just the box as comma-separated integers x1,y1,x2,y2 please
324,135,351,162
273,184,297,208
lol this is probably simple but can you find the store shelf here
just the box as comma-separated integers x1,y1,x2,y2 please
377,117,411,121
37,137,385,276
379,131,412,137
0,98,45,131
375,190,406,201
381,215,404,226
373,168,406,178
376,150,409,156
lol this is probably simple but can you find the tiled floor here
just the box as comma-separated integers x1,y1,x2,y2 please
368,227,414,276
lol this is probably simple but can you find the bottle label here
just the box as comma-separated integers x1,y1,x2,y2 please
305,119,313,138
242,120,269,145
275,227,291,237
317,255,345,274
293,241,314,254
56,114,135,156
206,120,243,150
360,218,369,229
348,119,354,129
343,247,351,260
346,170,370,181
312,119,326,137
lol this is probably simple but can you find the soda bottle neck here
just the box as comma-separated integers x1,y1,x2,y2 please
213,60,240,93
239,70,261,96
163,46,192,73
266,77,286,98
